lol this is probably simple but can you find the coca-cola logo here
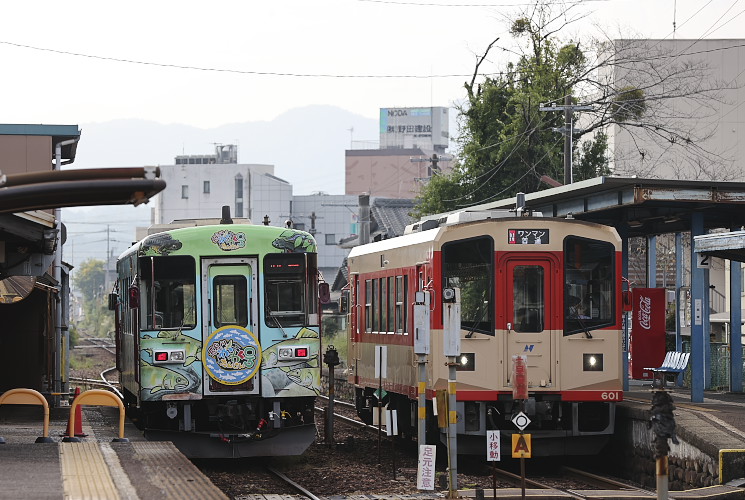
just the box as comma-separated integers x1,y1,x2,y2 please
638,295,652,329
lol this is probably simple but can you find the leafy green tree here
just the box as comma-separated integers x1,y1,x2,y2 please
416,6,600,216
415,1,732,217
73,258,113,337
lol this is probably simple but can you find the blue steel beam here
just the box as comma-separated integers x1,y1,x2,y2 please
690,212,705,403
730,238,743,392
675,232,685,386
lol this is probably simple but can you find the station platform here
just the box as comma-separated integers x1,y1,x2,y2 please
623,381,745,455
0,403,228,499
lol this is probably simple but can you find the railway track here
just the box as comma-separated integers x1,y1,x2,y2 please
485,465,653,499
265,466,322,499
312,395,656,499
70,336,121,395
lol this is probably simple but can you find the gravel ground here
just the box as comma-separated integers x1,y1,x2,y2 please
69,343,637,498
195,414,523,499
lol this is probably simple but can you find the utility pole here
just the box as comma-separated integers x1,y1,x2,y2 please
410,153,452,178
539,96,592,185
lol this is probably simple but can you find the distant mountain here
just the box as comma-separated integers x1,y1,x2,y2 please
62,106,379,271
72,105,379,196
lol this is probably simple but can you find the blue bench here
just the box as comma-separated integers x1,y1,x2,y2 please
646,351,690,388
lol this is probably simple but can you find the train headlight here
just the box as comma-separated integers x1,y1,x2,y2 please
456,353,475,371
583,353,604,371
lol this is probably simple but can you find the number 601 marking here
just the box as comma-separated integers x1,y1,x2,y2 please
601,391,621,400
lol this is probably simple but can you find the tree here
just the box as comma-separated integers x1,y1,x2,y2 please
415,0,736,217
73,258,113,337
415,3,606,216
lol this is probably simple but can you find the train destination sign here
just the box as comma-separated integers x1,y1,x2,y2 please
508,229,549,245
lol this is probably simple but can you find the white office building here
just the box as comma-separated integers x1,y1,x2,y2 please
153,144,292,225
289,194,359,282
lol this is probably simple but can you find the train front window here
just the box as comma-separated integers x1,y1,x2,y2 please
564,236,615,336
264,253,306,327
140,255,196,330
513,265,545,333
442,236,494,336
213,276,248,327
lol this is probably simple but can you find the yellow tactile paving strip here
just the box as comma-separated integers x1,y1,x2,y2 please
60,442,121,500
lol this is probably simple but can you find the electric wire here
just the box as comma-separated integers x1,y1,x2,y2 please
0,39,479,79
455,134,565,207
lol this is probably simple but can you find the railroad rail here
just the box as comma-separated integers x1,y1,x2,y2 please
485,465,654,499
266,466,322,500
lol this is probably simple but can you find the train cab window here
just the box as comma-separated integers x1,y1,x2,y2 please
139,255,197,330
213,275,248,327
564,236,615,336
442,236,494,336
264,253,307,327
513,266,545,333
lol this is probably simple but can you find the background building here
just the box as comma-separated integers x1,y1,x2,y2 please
608,39,745,181
379,107,449,152
289,194,359,284
153,144,292,225
346,106,453,198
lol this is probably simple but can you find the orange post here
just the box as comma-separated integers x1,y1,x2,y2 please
0,388,53,443
63,389,129,443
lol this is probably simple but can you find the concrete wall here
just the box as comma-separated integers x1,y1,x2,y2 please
611,403,745,489
610,39,745,182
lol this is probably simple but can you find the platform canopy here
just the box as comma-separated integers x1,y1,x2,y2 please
466,176,745,238
694,230,745,263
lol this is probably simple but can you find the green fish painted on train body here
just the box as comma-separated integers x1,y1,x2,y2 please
139,361,201,399
141,330,202,368
286,366,321,395
261,327,320,370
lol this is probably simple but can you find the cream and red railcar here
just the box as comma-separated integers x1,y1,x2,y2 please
346,210,623,457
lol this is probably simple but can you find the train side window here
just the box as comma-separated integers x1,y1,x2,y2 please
442,236,494,336
396,275,407,334
213,275,248,327
373,278,380,332
365,279,373,333
139,255,197,331
264,253,306,327
387,276,395,333
564,236,615,336
513,265,545,333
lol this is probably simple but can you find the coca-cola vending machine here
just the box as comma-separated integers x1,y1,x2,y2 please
628,288,667,380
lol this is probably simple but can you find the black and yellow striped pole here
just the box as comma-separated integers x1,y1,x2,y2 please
442,287,461,499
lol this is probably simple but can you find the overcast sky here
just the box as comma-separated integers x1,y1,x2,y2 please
3,0,743,129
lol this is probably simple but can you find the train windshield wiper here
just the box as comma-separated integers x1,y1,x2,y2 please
570,306,593,339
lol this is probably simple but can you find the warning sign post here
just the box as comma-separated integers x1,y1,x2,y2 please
511,354,530,500
511,433,532,458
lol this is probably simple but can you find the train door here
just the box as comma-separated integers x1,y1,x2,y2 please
502,257,556,388
201,257,261,396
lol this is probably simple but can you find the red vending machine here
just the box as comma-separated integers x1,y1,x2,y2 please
628,288,667,380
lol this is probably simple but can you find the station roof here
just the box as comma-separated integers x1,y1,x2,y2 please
470,176,745,238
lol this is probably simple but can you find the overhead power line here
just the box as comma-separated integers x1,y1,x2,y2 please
0,40,474,79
